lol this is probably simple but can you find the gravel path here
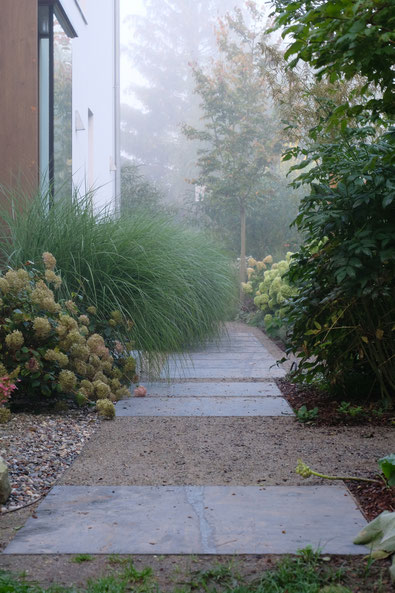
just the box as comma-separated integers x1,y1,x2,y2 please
0,323,393,585
59,416,394,487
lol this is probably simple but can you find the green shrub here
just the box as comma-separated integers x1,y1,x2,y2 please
96,398,116,419
284,126,395,404
0,190,237,371
296,405,319,423
0,254,132,409
378,454,395,487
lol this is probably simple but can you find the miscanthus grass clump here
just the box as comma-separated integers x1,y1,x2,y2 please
0,189,237,370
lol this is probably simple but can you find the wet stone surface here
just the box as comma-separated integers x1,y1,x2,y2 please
141,381,282,397
116,396,293,417
4,485,366,555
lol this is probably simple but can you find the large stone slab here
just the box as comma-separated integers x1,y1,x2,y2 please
174,353,274,362
170,357,276,368
162,336,286,378
140,381,282,397
116,396,293,417
4,485,366,555
161,365,285,379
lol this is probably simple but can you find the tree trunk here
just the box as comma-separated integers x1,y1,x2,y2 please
239,202,246,302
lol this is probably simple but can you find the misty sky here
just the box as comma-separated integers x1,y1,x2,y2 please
120,0,271,106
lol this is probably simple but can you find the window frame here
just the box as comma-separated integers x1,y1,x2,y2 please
38,0,76,199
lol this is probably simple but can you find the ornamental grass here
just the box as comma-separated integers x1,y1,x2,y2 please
0,187,236,370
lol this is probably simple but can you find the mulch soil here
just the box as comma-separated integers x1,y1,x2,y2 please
277,378,395,522
277,378,395,428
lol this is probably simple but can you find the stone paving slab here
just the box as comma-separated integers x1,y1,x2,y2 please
162,330,286,379
185,349,272,355
161,366,285,379
140,381,282,397
116,396,293,417
175,353,276,362
4,485,366,555
170,357,276,368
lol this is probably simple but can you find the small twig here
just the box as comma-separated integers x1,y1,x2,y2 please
1,493,46,515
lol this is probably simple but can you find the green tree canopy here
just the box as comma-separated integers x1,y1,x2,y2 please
269,0,395,118
184,4,289,288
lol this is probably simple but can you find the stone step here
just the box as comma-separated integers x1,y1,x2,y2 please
138,381,282,397
161,366,285,379
116,396,293,417
4,485,366,555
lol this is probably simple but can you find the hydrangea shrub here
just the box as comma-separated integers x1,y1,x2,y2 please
0,253,134,410
241,253,297,334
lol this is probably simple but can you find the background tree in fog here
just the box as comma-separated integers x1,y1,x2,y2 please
121,161,165,215
184,4,296,288
121,0,237,204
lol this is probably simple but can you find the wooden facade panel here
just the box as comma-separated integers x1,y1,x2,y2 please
0,1,38,195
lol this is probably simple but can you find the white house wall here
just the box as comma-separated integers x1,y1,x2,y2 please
59,0,117,211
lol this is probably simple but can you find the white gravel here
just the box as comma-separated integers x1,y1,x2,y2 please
0,411,99,513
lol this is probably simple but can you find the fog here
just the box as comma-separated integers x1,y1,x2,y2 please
120,0,301,260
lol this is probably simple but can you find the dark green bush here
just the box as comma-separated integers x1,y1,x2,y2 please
284,126,395,403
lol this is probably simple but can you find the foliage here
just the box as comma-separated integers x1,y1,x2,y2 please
120,162,165,214
241,253,296,335
0,550,355,593
269,0,395,119
0,254,133,410
0,376,18,407
184,5,287,287
0,407,11,424
72,554,93,563
0,190,236,371
354,511,395,583
337,402,365,419
296,405,318,423
250,546,347,592
96,398,116,420
268,0,395,405
283,126,395,403
190,168,301,260
378,455,395,487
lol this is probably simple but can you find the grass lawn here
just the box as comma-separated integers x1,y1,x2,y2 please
0,549,392,593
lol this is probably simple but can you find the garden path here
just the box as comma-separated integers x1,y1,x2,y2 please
3,324,367,555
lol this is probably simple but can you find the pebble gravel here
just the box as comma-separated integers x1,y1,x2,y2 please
0,411,99,513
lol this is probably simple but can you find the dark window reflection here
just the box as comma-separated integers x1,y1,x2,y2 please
53,15,72,198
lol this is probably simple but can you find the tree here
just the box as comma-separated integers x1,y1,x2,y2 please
269,0,395,119
121,161,164,215
121,0,238,202
184,4,285,291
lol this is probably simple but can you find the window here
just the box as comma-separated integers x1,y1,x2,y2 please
38,1,76,200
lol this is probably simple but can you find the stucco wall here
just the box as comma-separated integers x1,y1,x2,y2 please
60,0,117,211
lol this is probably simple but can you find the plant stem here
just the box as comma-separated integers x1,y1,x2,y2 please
310,469,381,484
